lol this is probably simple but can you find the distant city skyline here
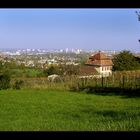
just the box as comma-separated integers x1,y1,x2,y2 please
0,9,140,52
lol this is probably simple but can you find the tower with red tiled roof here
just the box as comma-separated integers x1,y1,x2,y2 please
84,51,113,77
85,51,113,66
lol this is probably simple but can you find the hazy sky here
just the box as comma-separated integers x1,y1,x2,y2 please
0,9,140,52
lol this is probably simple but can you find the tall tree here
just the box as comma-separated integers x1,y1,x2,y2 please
113,50,140,71
136,11,140,43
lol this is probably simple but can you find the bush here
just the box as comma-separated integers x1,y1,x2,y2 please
0,73,11,90
13,80,24,90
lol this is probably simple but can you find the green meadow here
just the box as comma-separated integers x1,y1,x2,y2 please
0,89,139,131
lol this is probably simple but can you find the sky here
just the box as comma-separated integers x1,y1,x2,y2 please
0,8,140,52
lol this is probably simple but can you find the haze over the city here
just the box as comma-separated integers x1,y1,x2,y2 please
0,8,140,52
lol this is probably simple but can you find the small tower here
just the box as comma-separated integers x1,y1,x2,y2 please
85,51,113,77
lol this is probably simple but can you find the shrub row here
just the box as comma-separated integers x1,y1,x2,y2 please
0,73,24,90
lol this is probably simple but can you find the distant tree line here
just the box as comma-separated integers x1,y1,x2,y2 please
43,64,80,76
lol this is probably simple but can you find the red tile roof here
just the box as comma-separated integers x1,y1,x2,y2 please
89,52,107,60
85,51,113,66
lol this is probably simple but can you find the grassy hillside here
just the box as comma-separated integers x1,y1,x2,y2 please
0,90,139,131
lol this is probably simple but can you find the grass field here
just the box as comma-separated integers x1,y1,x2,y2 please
0,89,140,131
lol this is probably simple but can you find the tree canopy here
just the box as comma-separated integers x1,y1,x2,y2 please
113,50,140,71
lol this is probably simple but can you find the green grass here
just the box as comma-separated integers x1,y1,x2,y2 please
0,89,140,131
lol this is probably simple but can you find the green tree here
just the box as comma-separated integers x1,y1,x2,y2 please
62,64,80,76
113,50,140,71
0,61,4,70
0,71,11,90
43,65,57,76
